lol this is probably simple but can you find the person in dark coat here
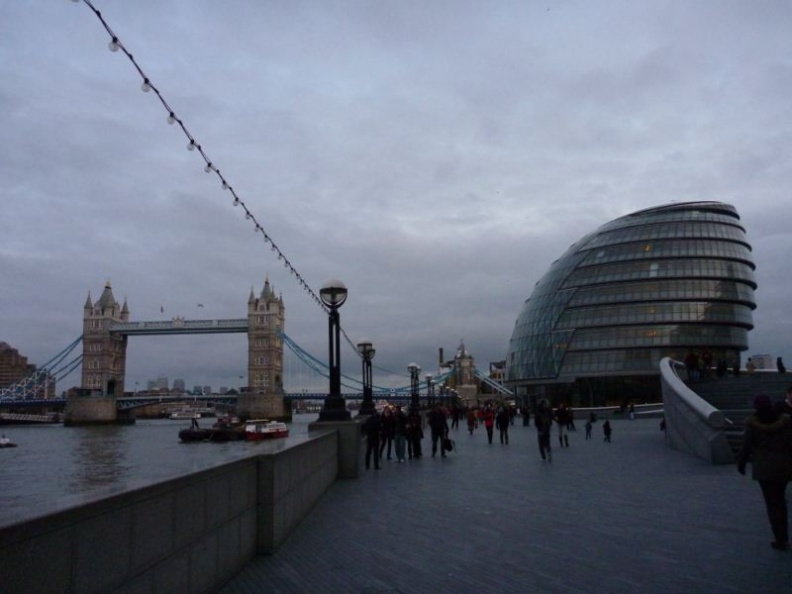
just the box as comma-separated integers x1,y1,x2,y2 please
738,394,792,550
362,412,382,470
603,420,612,442
378,407,396,460
777,357,787,374
406,407,423,459
393,406,408,463
776,387,792,418
427,404,450,458
534,400,554,462
496,406,510,445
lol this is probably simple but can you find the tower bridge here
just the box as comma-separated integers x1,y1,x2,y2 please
70,279,287,424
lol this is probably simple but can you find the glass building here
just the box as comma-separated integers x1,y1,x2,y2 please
505,202,756,406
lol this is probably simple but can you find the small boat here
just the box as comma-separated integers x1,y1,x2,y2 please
170,409,201,420
178,417,246,443
0,435,18,448
245,419,289,441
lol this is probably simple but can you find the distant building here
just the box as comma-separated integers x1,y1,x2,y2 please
173,379,185,393
751,354,773,370
0,342,55,398
193,385,203,395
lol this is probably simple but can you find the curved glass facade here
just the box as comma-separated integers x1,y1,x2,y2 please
506,202,756,403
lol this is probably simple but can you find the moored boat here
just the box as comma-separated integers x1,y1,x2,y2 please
245,419,289,441
0,434,18,448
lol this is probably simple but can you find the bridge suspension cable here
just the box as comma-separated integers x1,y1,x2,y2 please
0,336,84,400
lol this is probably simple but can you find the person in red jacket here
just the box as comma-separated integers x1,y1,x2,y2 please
482,405,495,444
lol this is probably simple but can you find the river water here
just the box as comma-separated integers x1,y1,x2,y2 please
0,414,319,528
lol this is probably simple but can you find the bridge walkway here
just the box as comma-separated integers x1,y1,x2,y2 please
219,417,790,594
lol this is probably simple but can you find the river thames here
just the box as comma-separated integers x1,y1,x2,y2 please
0,413,319,528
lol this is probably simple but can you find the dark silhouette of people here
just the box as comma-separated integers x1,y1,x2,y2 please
554,403,571,447
775,387,792,417
427,404,450,458
496,406,510,445
362,412,382,470
777,357,787,374
379,407,395,460
737,394,792,550
406,408,423,459
585,420,592,440
393,406,408,463
603,420,612,442
534,400,553,461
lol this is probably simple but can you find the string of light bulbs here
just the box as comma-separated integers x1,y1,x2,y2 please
71,0,329,314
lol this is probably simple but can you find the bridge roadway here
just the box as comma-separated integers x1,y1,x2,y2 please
219,417,790,594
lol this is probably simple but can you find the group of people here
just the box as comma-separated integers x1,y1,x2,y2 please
361,403,452,469
738,386,792,551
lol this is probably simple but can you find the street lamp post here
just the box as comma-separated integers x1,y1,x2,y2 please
426,374,433,407
318,280,350,421
357,339,376,415
408,362,421,411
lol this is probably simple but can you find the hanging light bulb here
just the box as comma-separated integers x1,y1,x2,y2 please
245,212,252,220
167,112,176,125
204,163,213,173
222,180,228,190
233,196,240,205
141,78,151,92
108,37,120,52
187,140,196,151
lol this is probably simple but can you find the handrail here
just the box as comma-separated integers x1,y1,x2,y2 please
659,357,727,428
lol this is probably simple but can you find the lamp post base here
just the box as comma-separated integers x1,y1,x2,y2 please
357,400,376,416
318,397,351,421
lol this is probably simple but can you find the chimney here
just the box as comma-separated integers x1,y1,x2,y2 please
439,348,444,367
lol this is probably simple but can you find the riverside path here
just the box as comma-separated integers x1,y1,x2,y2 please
220,416,791,593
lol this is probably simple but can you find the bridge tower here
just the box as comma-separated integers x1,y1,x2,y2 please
81,281,129,396
237,278,288,421
453,341,479,405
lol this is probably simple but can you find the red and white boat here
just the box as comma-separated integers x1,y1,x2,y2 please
245,419,289,441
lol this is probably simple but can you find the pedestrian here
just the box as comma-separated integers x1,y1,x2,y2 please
737,394,792,551
451,405,461,429
535,399,554,462
393,406,408,463
428,403,450,458
554,403,570,447
603,420,612,442
776,387,792,417
585,420,592,440
378,406,395,461
362,411,382,470
522,407,531,427
778,357,787,374
406,407,423,459
496,406,510,445
483,405,495,444
467,408,478,435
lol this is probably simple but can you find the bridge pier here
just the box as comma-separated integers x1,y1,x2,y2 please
64,394,135,426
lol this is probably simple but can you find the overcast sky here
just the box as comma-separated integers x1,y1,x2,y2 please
2,1,791,394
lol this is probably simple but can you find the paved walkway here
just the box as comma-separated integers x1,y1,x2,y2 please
219,417,791,593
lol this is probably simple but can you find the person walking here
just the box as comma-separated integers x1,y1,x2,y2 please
776,387,792,417
378,406,396,461
535,399,554,462
466,408,478,435
407,407,423,459
393,406,408,463
603,420,612,443
483,405,496,444
428,404,450,458
555,403,570,448
496,406,510,445
777,357,787,374
362,411,382,470
585,419,592,440
737,394,792,550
